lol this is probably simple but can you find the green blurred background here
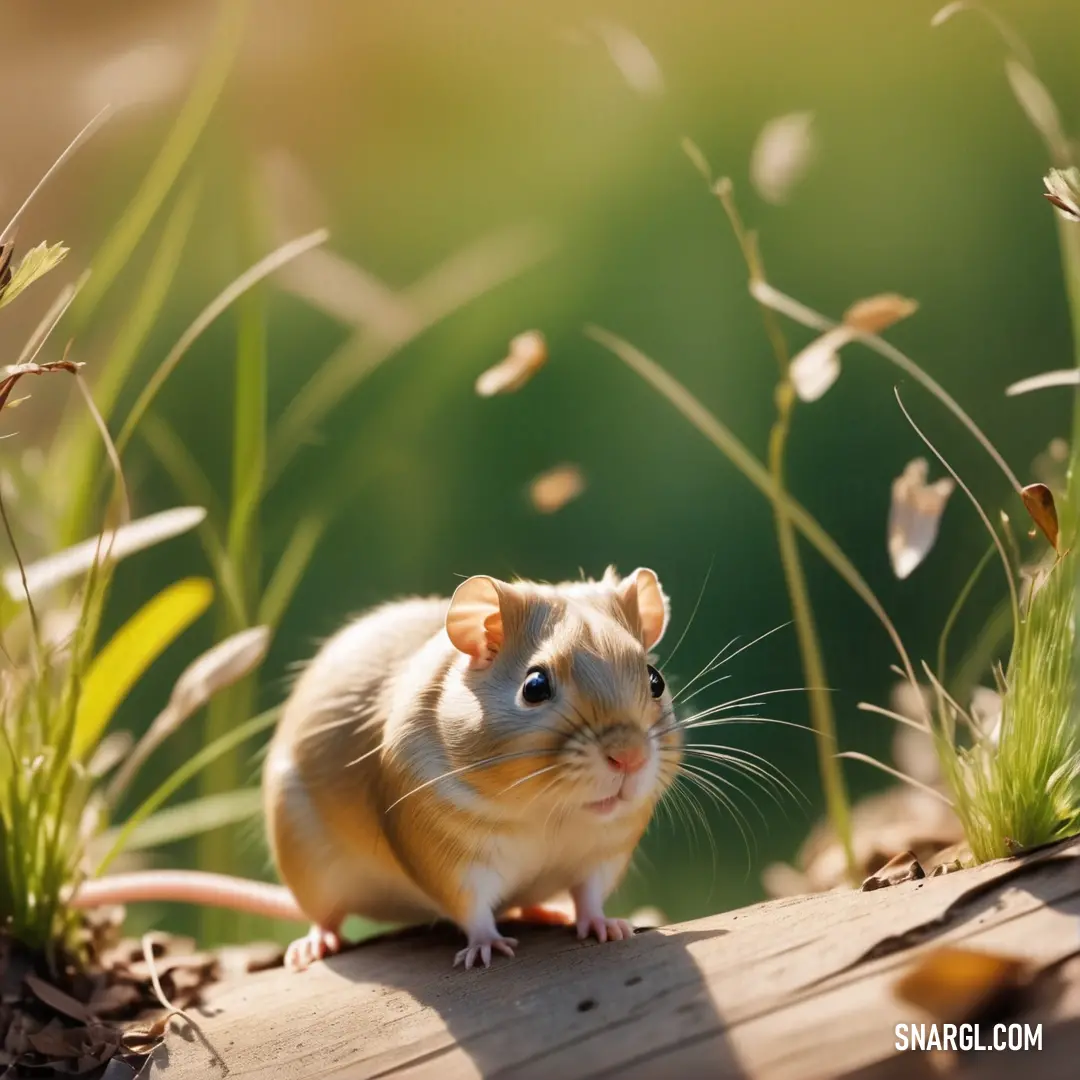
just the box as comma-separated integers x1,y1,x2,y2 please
2,0,1078,945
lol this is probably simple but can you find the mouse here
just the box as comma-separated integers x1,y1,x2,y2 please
72,565,682,972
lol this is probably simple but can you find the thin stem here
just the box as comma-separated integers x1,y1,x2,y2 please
937,542,996,689
715,180,857,885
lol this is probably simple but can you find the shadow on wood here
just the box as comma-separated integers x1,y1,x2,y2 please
147,838,1080,1079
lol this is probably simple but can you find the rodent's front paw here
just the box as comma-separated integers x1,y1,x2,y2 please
576,916,635,944
453,933,519,971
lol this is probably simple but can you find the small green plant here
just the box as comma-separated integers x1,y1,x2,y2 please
0,243,281,965
586,4,1080,876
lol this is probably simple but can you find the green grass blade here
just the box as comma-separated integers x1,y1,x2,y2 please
937,542,996,688
68,0,248,328
226,242,268,603
94,706,280,875
136,414,247,627
114,228,328,458
94,788,263,855
58,179,202,546
257,513,327,630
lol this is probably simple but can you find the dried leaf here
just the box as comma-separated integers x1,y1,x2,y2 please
750,111,815,205
887,458,955,579
528,464,586,514
1044,166,1080,220
894,946,1033,1025
475,330,548,396
861,850,925,891
23,975,94,1025
2,506,207,601
0,358,83,411
0,242,69,309
928,858,964,877
0,239,15,297
1006,368,1080,396
589,20,664,98
843,293,918,334
1021,482,1059,551
787,328,849,402
101,1059,140,1079
1005,60,1068,161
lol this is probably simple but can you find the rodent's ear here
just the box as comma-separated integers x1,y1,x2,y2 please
446,576,513,670
615,567,670,651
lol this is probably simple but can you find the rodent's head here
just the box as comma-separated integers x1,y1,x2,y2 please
440,566,681,821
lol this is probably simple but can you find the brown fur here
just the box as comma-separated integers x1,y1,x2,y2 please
262,567,682,955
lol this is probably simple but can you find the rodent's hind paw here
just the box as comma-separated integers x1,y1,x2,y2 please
453,933,519,971
576,916,635,944
285,925,343,972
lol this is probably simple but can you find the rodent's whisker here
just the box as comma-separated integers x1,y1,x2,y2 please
671,635,740,701
674,757,770,830
674,673,733,706
383,747,560,811
671,762,753,865
658,558,713,670
667,743,806,808
672,620,793,703
658,765,717,867
493,762,565,798
673,753,790,817
664,686,820,734
654,710,766,738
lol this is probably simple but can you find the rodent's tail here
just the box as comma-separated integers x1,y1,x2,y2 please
70,870,306,923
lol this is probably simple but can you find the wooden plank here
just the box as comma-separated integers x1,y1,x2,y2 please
147,838,1080,1079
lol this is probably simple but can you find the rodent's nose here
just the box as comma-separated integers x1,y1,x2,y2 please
606,746,647,774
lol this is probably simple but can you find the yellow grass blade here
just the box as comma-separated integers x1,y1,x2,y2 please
74,577,213,758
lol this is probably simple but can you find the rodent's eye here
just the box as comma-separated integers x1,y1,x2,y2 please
647,664,665,699
521,667,553,705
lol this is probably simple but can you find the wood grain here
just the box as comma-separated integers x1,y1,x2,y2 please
147,838,1080,1079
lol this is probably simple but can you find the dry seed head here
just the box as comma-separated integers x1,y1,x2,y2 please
788,329,848,402
589,20,664,99
475,330,548,397
527,463,586,514
887,457,956,579
167,625,272,723
843,293,919,334
788,292,917,403
1044,167,1080,220
749,111,815,205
